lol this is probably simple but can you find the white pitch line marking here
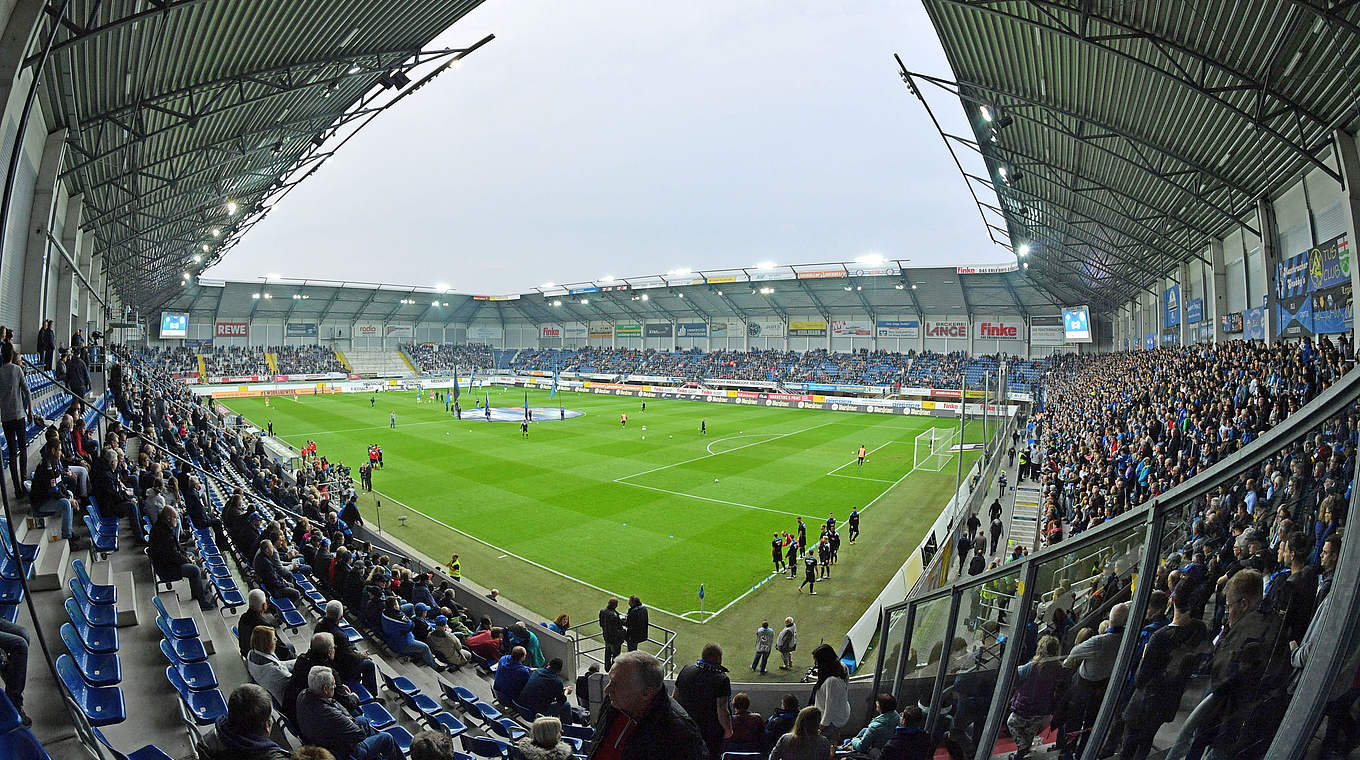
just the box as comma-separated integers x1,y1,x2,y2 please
825,440,895,476
615,481,822,520
616,420,839,483
827,472,898,484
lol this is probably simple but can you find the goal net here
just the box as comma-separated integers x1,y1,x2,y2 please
913,427,958,472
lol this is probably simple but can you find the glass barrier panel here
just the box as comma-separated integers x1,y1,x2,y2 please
985,523,1144,759
877,607,909,700
939,569,1019,753
896,594,951,711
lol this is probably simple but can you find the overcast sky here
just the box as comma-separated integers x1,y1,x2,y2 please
207,0,1010,294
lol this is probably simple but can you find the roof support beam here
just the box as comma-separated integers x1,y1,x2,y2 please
1001,277,1028,316
794,280,832,321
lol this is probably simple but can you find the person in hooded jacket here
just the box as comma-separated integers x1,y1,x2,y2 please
199,684,291,760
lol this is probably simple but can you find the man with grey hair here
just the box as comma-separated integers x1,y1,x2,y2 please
238,588,294,659
1060,601,1130,758
315,599,378,694
252,538,302,604
296,665,401,760
590,651,706,759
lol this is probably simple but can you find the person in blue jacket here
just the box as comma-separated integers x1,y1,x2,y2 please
493,646,532,707
380,596,444,671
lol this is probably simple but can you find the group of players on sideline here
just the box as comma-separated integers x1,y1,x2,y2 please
1,328,1356,759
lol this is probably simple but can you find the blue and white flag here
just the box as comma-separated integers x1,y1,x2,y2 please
550,358,559,399
698,583,704,600
452,365,460,403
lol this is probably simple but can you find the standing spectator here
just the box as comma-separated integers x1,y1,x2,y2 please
1005,635,1061,760
1061,603,1129,758
296,668,402,760
776,617,798,671
199,684,291,760
0,346,32,496
592,651,707,759
811,643,850,743
0,617,30,727
673,643,733,760
599,597,627,670
768,706,832,760
1118,581,1208,760
36,319,54,370
66,347,90,399
624,595,649,652
843,693,900,756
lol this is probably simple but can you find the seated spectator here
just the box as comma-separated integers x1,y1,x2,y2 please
253,539,302,605
409,729,458,760
284,633,358,724
292,748,336,760
380,595,445,671
426,616,470,668
245,626,294,708
765,693,800,751
725,692,764,753
29,442,79,547
465,626,504,663
296,667,402,760
843,693,900,755
520,658,586,724
240,589,296,659
148,505,215,610
879,706,932,760
513,716,575,760
769,706,832,760
506,621,546,668
315,600,378,694
200,683,291,760
494,646,532,707
0,617,30,727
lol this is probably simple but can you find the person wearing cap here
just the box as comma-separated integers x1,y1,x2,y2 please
411,603,433,643
427,615,470,668
380,595,445,672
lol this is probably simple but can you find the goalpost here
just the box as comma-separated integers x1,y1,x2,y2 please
913,427,958,472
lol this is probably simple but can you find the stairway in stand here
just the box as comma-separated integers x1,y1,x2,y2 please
1008,484,1042,553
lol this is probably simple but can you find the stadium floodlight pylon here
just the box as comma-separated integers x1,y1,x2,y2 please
913,427,957,472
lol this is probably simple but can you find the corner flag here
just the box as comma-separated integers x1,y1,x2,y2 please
698,583,704,600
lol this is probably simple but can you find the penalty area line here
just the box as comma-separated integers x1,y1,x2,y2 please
825,440,895,476
617,419,840,482
827,472,898,484
614,481,823,520
363,487,696,623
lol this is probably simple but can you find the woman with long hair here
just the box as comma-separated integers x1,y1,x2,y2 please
810,643,850,744
1005,634,1062,759
769,706,832,760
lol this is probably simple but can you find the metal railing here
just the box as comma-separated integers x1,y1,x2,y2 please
568,617,678,677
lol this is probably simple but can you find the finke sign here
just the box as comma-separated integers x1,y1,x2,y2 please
923,321,968,338
975,320,1022,339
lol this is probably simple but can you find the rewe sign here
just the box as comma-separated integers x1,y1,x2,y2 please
923,321,968,338
214,321,248,338
975,320,1022,339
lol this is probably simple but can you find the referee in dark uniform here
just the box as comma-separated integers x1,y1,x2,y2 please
771,533,785,572
847,508,860,544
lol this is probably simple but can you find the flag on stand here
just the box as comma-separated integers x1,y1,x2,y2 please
550,358,559,399
523,390,529,419
451,365,459,404
698,583,704,601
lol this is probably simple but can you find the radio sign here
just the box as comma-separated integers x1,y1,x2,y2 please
924,321,968,338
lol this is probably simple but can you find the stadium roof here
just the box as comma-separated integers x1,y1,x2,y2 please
39,0,492,312
166,260,1062,325
910,0,1360,310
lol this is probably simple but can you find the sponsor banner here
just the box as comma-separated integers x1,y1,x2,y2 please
588,322,614,338
214,321,248,338
1031,325,1066,345
800,383,881,394
1164,284,1181,328
540,324,563,339
472,294,521,301
185,338,214,350
1312,289,1352,334
1310,233,1351,290
287,322,318,338
923,320,968,339
467,325,503,343
384,324,413,338
616,323,642,337
677,322,708,338
1186,298,1203,325
353,321,381,338
789,320,828,337
568,286,598,294
748,270,790,282
956,263,1018,274
704,275,740,284
845,264,901,278
218,375,265,383
1244,306,1266,340
746,320,784,338
831,319,872,337
665,274,704,287
974,319,1023,340
876,320,920,339
795,268,847,279
1276,249,1311,337
563,324,587,339
709,322,731,338
645,322,673,338
1145,333,1155,349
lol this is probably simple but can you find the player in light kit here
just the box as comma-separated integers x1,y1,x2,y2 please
857,444,866,467
620,413,627,428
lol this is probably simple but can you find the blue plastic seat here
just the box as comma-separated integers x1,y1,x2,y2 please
72,559,115,604
359,701,396,729
60,623,121,686
489,717,527,741
562,723,592,741
381,670,419,698
407,691,443,717
68,578,116,627
165,666,227,726
151,596,200,638
344,681,378,704
65,598,117,653
472,701,504,723
384,725,414,754
83,517,118,555
461,734,510,760
0,727,50,759
156,617,206,662
158,639,218,690
441,681,480,711
92,728,175,760
0,577,23,604
0,689,22,733
56,654,126,726
431,711,468,738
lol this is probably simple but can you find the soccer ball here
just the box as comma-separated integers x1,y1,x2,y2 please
641,426,646,431
641,436,645,440
714,478,719,482
669,435,672,438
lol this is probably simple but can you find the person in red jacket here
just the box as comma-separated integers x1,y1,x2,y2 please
465,626,504,663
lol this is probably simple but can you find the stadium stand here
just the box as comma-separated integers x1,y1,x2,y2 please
272,347,347,376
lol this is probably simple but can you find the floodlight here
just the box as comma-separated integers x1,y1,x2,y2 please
432,299,440,306
252,293,261,299
580,299,589,305
1018,243,1030,257
640,294,648,301
755,261,776,271
192,254,202,263
759,287,774,295
600,275,615,282
911,284,918,290
201,244,210,252
435,282,450,293
854,253,885,266
979,105,993,122
226,200,238,215
210,228,221,237
263,293,272,299
552,300,562,307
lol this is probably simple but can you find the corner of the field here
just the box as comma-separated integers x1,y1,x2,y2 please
362,522,549,625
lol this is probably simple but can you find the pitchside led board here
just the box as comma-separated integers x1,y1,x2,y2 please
1063,306,1092,343
160,312,188,339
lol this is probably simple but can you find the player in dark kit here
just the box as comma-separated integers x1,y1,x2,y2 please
771,533,785,572
818,538,831,579
520,419,529,438
786,540,800,579
796,517,806,548
847,508,860,543
370,395,375,407
641,401,646,412
828,529,841,564
700,418,706,435
798,552,818,594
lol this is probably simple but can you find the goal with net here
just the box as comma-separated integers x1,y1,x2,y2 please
913,427,958,472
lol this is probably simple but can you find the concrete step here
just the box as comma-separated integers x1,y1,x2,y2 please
30,525,70,591
112,569,138,627
166,593,215,656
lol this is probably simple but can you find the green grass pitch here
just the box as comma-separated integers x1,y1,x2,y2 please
224,386,986,673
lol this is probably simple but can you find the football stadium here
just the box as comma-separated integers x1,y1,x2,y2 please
0,2,1357,760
